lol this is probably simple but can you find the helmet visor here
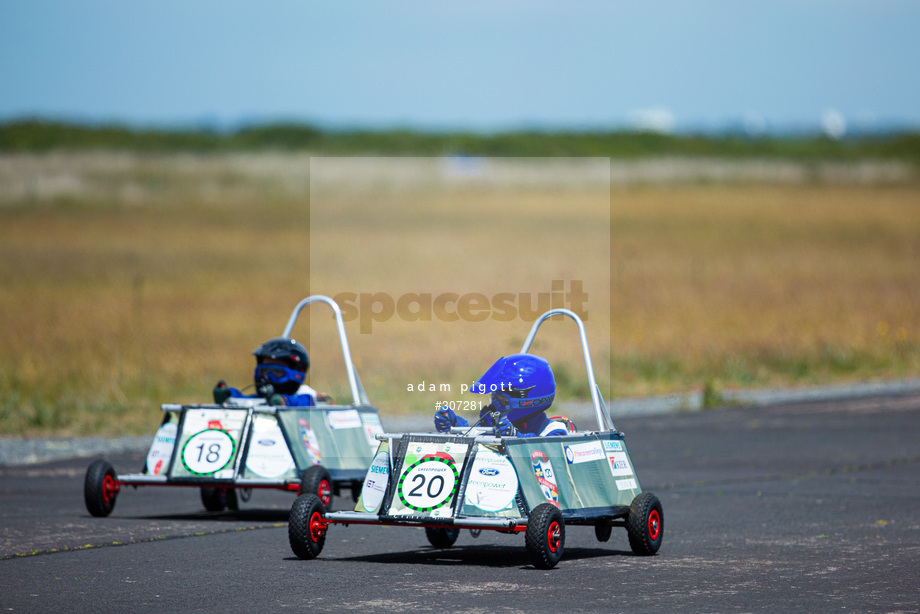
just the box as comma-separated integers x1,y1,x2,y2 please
491,392,511,408
254,363,305,386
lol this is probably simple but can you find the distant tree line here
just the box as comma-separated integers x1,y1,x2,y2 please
1,119,918,162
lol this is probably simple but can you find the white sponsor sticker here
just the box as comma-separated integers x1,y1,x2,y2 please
563,441,606,465
326,409,362,430
361,450,390,512
464,449,518,512
606,451,634,477
361,413,385,449
245,416,295,478
146,422,177,476
616,478,638,491
183,408,248,434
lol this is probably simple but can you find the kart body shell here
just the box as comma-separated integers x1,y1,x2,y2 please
84,296,383,516
289,308,663,569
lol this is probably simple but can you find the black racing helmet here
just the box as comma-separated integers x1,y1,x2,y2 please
252,337,309,395
253,337,309,370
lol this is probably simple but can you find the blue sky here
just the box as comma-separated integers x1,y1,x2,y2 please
2,1,919,133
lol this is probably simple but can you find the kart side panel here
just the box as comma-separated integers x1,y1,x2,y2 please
275,405,381,473
505,432,640,513
135,404,382,485
143,411,180,477
347,431,640,525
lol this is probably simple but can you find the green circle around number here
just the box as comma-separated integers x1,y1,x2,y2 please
397,456,459,513
180,428,236,476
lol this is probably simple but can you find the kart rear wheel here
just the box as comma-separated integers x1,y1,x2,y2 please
627,492,663,556
84,460,119,517
594,521,612,542
525,503,565,569
200,487,228,512
300,466,333,511
289,494,327,560
425,527,460,549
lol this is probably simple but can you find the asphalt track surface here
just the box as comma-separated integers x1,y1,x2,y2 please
2,393,919,613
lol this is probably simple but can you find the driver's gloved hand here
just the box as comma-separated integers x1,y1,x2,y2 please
213,380,231,404
494,416,516,437
256,378,275,399
478,404,515,437
479,403,503,426
434,406,467,432
268,394,286,406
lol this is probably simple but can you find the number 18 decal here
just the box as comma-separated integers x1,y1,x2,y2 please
181,429,236,475
397,455,459,512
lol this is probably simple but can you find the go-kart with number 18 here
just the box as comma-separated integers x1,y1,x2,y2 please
288,308,663,569
83,296,385,518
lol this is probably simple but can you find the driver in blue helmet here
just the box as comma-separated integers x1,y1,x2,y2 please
213,337,318,407
434,353,568,437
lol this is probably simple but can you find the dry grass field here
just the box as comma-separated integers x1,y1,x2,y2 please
1,152,918,436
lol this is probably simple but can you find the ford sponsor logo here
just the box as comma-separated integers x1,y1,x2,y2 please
478,467,500,477
258,439,276,446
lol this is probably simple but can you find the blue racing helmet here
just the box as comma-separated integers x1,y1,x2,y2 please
252,337,308,395
474,353,555,423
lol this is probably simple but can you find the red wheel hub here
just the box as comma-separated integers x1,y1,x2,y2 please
648,509,660,541
309,511,327,542
318,480,332,508
102,475,119,503
547,521,561,553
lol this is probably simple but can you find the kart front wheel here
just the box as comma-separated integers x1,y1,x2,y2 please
300,466,333,511
289,494,327,560
627,492,663,556
525,503,565,569
84,460,119,517
425,527,460,549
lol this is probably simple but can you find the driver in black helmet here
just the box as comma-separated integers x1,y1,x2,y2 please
213,337,318,407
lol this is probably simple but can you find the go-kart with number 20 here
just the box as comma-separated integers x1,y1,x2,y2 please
288,308,663,569
83,296,385,517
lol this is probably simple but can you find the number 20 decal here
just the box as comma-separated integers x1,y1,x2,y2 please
397,456,459,512
181,429,236,475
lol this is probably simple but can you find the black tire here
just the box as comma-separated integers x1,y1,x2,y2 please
300,465,333,511
627,492,663,556
351,480,362,503
200,487,228,512
595,521,612,543
425,527,460,549
226,487,239,511
84,460,119,517
525,503,565,569
289,494,327,560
